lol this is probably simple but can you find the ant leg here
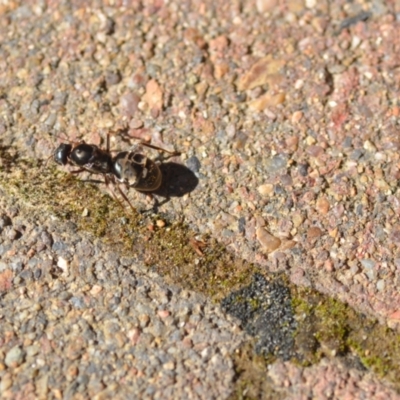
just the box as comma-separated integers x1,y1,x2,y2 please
139,142,181,156
70,169,86,174
134,142,180,163
41,154,54,171
115,182,137,214
105,175,137,214
104,175,127,212
105,131,127,154
106,133,110,153
125,137,180,156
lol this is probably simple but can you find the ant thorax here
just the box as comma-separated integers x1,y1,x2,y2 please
70,144,113,174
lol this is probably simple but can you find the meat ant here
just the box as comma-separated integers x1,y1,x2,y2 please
53,133,180,212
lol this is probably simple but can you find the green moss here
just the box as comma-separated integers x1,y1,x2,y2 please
248,297,261,311
313,298,349,354
347,322,400,381
0,147,256,301
292,286,400,390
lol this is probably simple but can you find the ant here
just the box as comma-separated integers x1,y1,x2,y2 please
53,133,180,212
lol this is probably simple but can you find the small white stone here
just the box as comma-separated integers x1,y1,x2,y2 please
305,0,316,8
376,279,385,291
57,257,69,274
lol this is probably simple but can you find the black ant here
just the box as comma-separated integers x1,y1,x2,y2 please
53,134,180,212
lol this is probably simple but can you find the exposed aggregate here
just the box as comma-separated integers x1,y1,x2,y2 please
1,0,400,398
0,196,247,399
1,0,399,329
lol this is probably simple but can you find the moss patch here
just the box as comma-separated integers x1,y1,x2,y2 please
292,286,400,389
0,145,256,301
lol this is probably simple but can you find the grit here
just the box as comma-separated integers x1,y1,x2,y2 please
1,0,400,398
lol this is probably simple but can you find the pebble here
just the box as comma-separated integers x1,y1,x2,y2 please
120,92,140,118
307,227,323,241
57,257,69,274
105,70,121,86
6,229,20,240
291,110,303,123
156,220,166,228
0,374,12,391
186,155,201,173
90,285,103,295
142,79,163,114
376,280,385,291
249,92,286,111
298,163,309,177
316,196,330,214
0,261,8,272
237,56,285,91
361,259,376,269
256,0,278,13
266,154,288,174
256,227,281,253
157,310,170,318
5,346,25,368
129,118,143,129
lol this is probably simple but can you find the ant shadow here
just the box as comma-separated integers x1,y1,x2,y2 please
84,161,199,213
152,162,198,198
139,162,199,213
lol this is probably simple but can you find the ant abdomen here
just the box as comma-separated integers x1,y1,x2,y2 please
112,151,162,191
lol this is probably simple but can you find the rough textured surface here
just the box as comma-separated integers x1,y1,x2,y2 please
268,358,400,400
1,0,400,398
0,196,246,399
221,273,297,361
1,0,399,329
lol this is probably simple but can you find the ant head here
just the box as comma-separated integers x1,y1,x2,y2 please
54,143,72,165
